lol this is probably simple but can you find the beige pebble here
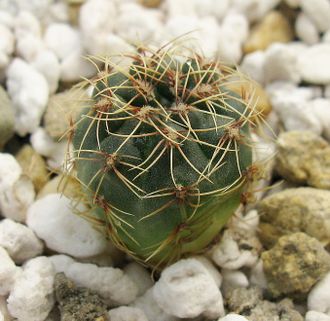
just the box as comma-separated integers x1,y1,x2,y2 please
275,131,330,189
244,11,293,53
16,145,49,193
44,87,91,139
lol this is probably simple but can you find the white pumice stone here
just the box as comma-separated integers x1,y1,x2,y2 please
325,85,330,98
49,254,75,273
30,127,67,169
14,11,41,38
311,98,330,141
15,0,53,19
32,49,60,94
80,0,117,34
211,230,258,270
194,256,222,287
0,247,21,296
0,219,43,264
0,10,14,28
27,194,108,258
231,0,281,22
7,256,55,321
193,0,229,20
323,30,330,43
218,314,249,321
0,24,14,68
240,51,266,84
267,83,323,134
108,306,149,321
60,49,96,82
221,12,249,43
249,259,268,290
153,258,224,319
301,0,330,32
284,0,301,7
0,296,11,321
124,262,154,296
15,34,45,62
264,43,300,84
132,287,179,321
298,44,330,84
6,58,49,136
65,261,138,306
165,0,197,17
45,2,69,25
115,7,162,44
0,153,35,222
308,272,330,314
305,311,330,321
295,13,319,45
221,269,249,296
44,23,81,61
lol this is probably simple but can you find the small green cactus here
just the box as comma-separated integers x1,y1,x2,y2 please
69,45,261,269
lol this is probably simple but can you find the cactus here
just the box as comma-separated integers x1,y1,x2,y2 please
68,45,261,269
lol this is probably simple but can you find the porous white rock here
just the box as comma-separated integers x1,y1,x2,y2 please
15,0,53,19
298,44,330,84
218,314,249,321
264,43,300,84
230,0,281,22
222,12,249,43
15,34,45,62
221,269,249,296
60,49,96,82
124,262,153,296
80,0,117,55
153,258,224,319
165,0,196,17
30,127,67,169
32,50,60,94
301,0,330,32
45,2,69,25
0,219,43,264
163,15,219,58
64,261,138,306
0,153,35,222
14,11,41,38
240,51,265,84
192,0,229,20
311,98,330,141
132,288,179,321
0,296,12,321
0,24,14,68
26,194,108,258
249,259,269,290
49,254,75,273
295,13,319,45
108,306,149,321
7,256,55,321
44,23,81,61
308,272,330,314
0,10,14,28
0,247,21,296
115,6,162,44
267,82,322,134
6,59,49,136
211,230,258,270
305,311,330,321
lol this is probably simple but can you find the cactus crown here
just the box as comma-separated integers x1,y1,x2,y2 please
68,44,261,269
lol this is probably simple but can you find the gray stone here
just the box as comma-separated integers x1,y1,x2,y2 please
275,131,330,189
261,233,330,298
54,273,108,321
258,188,330,248
0,86,14,149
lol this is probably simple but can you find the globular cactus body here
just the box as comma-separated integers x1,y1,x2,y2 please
71,46,258,268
